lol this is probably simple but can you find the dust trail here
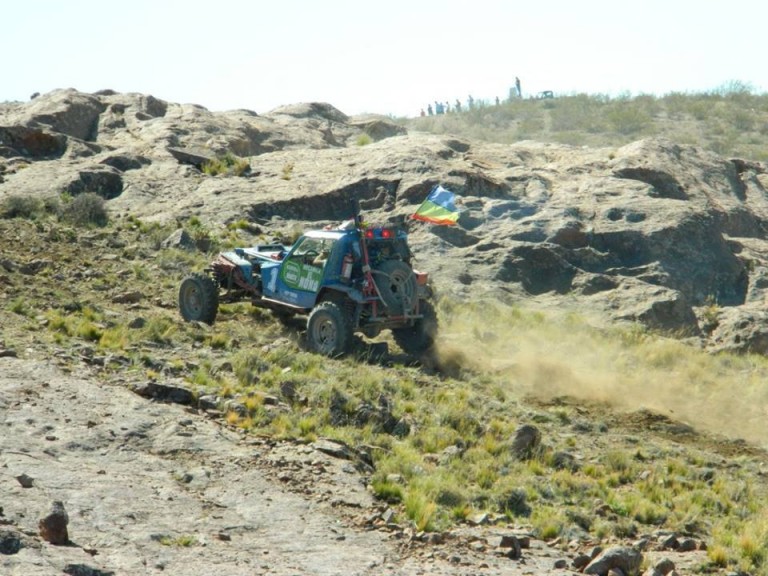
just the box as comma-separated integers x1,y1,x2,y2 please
435,300,768,449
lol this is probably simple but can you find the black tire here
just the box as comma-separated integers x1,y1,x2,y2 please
392,300,438,354
373,260,417,314
307,301,353,356
179,273,219,324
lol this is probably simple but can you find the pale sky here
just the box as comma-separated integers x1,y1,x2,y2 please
3,0,767,118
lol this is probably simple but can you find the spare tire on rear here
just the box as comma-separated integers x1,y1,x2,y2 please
373,260,417,314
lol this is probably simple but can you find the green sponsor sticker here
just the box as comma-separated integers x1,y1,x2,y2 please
282,261,322,292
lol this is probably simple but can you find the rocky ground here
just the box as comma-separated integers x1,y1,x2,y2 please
2,355,727,576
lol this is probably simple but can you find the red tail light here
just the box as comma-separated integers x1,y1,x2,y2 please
364,227,396,240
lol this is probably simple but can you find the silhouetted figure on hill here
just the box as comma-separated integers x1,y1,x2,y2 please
455,99,462,112
515,76,522,98
427,104,433,115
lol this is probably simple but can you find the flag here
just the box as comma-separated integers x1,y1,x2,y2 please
411,185,460,225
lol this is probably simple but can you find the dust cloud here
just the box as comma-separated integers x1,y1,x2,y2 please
435,300,768,450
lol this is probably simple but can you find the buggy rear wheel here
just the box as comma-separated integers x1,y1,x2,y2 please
392,299,437,354
179,273,219,324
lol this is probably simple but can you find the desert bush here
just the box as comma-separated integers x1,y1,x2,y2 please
0,194,46,219
141,315,176,344
516,113,545,138
371,478,404,503
726,108,756,131
232,350,270,386
202,152,250,177
404,491,438,532
141,220,183,250
45,310,74,337
403,87,768,161
98,325,130,350
355,134,372,146
713,79,755,99
8,297,33,316
61,192,109,227
660,91,694,119
549,94,607,132
42,195,63,216
226,218,260,234
206,332,229,350
605,105,652,135
183,217,216,252
530,507,565,540
281,163,294,180
159,534,197,547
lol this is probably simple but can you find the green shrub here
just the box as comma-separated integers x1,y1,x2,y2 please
159,534,197,547
404,491,438,532
202,153,250,177
187,218,215,252
356,133,373,146
372,478,404,503
403,87,768,161
142,315,177,344
77,321,104,342
42,195,63,216
9,297,32,316
606,105,652,135
0,194,46,219
62,192,109,227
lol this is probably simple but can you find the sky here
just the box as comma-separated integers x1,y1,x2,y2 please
4,0,768,118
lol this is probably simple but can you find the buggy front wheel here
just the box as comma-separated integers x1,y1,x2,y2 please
306,301,353,356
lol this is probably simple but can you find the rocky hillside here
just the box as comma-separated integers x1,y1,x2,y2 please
3,89,768,575
3,88,768,354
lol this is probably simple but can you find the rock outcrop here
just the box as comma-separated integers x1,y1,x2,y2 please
3,89,768,351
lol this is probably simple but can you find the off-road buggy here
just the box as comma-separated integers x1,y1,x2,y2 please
178,213,437,356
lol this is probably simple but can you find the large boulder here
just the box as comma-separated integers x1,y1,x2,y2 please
64,166,123,199
0,126,68,159
22,88,105,141
266,102,349,123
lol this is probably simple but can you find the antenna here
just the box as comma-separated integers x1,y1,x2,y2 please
350,196,361,226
